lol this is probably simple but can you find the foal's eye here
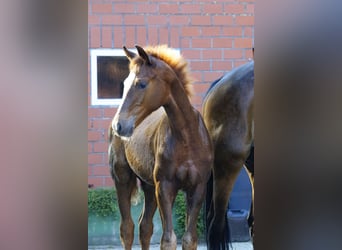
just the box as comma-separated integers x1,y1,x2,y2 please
137,81,147,89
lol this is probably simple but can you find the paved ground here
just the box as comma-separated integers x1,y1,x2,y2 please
89,241,253,250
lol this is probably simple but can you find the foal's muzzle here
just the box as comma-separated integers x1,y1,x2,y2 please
112,117,135,138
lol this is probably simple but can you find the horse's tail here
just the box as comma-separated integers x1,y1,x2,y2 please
205,172,231,250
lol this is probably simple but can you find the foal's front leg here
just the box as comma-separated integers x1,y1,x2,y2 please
155,180,177,250
183,184,207,250
112,164,137,250
139,182,157,250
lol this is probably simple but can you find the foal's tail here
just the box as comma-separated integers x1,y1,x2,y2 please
205,173,231,250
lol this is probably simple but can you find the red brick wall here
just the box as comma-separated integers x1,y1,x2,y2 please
88,0,255,187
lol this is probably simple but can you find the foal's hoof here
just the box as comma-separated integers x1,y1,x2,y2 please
160,232,177,250
182,232,197,250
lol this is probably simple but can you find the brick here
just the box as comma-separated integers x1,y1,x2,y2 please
147,27,158,45
93,166,110,176
202,49,222,60
102,15,122,25
181,27,200,37
88,143,93,153
180,4,201,14
224,4,244,14
203,72,225,82
203,4,224,14
191,15,211,26
124,15,145,25
212,60,233,71
246,4,255,14
234,60,250,67
213,38,233,48
136,3,158,13
170,27,180,48
159,28,169,45
201,27,221,36
193,83,210,95
102,26,112,48
88,131,103,141
192,38,211,48
244,27,254,37
88,108,103,118
235,15,254,26
190,95,203,107
114,3,135,13
159,4,179,14
104,108,117,118
94,142,108,153
88,153,104,165
181,49,201,60
224,49,243,59
146,15,168,25
180,38,191,48
136,26,147,46
191,71,202,83
88,15,100,25
168,15,190,26
90,27,100,48
88,177,104,187
125,26,135,47
92,119,111,130
91,4,112,14
113,27,125,47
222,27,243,36
190,60,210,71
234,38,253,48
212,15,233,25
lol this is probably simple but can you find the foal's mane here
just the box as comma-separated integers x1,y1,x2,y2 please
140,45,194,97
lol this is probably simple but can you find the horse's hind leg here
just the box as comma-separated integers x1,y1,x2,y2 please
208,156,244,249
183,183,207,250
138,182,157,250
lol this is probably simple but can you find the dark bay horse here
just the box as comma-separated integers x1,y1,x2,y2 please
203,60,254,250
108,45,213,250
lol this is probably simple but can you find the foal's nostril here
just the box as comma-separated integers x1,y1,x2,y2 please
116,122,122,134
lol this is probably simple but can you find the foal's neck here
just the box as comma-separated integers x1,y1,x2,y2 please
163,78,197,142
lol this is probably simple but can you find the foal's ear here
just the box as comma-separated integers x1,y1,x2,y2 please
135,45,152,66
123,46,136,61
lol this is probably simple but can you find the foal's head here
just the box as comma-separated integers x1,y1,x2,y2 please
112,45,192,138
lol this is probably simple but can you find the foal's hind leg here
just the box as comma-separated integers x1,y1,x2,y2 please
183,184,207,250
138,182,157,250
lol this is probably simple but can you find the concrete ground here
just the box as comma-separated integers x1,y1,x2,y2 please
89,241,253,250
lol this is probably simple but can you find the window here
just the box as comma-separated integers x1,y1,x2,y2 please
90,49,130,106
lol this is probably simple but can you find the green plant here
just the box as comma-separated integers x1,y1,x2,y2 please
88,187,119,217
173,191,205,239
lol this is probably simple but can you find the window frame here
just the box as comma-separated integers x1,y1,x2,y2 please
90,48,131,106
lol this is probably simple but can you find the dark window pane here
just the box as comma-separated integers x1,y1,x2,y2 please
97,56,129,99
